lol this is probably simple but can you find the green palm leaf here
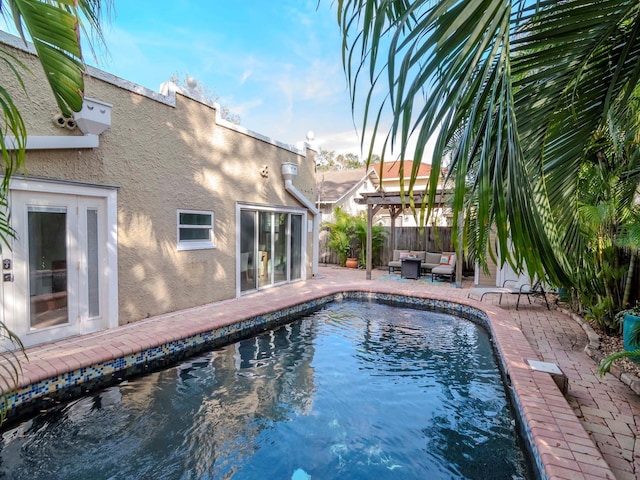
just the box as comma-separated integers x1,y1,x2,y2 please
598,349,640,376
337,0,640,285
10,0,85,115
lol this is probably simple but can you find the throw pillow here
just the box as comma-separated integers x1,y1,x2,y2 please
439,254,451,265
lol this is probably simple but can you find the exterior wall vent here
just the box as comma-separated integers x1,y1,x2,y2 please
73,97,112,135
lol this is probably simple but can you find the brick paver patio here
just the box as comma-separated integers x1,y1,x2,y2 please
2,265,638,479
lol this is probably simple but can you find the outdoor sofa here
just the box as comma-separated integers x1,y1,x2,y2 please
388,250,446,275
430,253,456,282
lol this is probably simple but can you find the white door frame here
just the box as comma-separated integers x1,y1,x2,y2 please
3,177,118,348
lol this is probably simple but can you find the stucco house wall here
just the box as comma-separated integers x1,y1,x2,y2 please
0,33,316,335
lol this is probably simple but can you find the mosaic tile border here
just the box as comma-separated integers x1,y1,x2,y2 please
0,295,332,420
0,292,543,478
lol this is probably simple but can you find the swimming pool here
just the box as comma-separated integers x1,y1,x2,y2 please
0,300,530,479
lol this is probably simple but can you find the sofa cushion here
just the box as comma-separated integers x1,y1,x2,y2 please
409,251,426,262
424,252,441,265
432,264,454,274
439,253,456,265
393,249,410,261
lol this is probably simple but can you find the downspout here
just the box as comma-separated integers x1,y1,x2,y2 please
5,97,112,150
282,162,319,277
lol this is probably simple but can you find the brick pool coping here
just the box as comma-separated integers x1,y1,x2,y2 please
0,281,615,480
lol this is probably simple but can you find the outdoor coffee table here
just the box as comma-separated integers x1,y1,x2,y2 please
401,257,421,279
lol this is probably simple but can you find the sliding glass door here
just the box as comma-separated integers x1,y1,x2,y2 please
239,208,305,294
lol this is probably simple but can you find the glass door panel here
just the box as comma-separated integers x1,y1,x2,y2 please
27,206,68,329
240,211,257,293
273,213,287,284
290,215,302,280
86,208,100,318
258,212,273,288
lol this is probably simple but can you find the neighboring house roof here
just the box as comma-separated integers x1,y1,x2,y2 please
316,161,450,213
373,160,433,180
316,167,378,205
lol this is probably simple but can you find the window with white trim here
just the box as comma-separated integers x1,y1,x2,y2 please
177,210,214,250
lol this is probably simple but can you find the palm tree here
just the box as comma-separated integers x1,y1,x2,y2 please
336,0,640,286
0,0,111,422
569,110,640,329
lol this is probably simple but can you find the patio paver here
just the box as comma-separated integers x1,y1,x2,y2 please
2,265,638,479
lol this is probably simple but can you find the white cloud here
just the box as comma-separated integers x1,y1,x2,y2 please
228,98,263,119
239,69,253,85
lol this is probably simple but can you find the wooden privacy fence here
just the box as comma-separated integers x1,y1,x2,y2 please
319,226,455,266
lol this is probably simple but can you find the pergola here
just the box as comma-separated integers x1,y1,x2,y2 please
354,190,462,286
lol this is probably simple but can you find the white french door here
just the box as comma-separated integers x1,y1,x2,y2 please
5,190,111,347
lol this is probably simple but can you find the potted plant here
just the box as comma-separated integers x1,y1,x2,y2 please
346,224,364,268
598,306,640,375
614,306,640,349
325,207,361,267
324,207,386,268
345,256,359,269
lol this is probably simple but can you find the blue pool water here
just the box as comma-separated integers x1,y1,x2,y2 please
0,301,530,479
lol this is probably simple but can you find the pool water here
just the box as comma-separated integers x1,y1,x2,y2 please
0,301,530,479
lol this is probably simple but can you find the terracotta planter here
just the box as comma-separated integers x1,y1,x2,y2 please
345,258,358,268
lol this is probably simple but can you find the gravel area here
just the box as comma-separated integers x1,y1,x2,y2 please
556,298,640,379
597,329,640,376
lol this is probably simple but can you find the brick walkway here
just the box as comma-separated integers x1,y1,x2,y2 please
410,270,640,480
3,265,639,479
512,306,640,479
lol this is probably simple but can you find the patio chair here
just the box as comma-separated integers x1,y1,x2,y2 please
430,253,456,282
467,278,550,310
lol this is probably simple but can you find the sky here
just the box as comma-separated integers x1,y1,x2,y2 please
81,0,387,157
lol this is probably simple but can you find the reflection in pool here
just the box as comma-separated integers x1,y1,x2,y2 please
0,301,530,479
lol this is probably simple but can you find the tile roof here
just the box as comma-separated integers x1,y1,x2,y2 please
374,160,432,179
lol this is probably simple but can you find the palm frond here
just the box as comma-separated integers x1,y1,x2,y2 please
598,349,640,376
337,0,640,286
